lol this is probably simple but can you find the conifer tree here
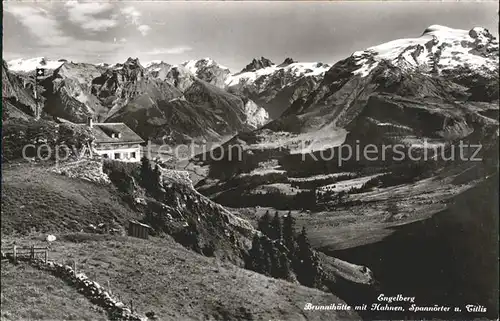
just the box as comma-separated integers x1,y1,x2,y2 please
153,164,163,194
270,211,282,241
278,252,291,279
295,226,322,287
267,245,278,277
258,211,272,237
248,234,264,272
260,237,273,276
282,211,296,253
140,156,151,187
296,226,311,260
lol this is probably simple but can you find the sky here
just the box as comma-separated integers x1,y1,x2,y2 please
3,1,499,72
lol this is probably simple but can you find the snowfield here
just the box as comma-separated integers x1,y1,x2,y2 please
7,57,64,73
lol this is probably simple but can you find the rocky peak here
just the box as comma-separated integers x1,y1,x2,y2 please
278,57,296,67
166,66,196,91
193,58,212,69
240,57,274,73
145,60,171,68
122,57,143,69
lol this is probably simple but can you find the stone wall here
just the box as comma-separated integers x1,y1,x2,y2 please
2,253,147,321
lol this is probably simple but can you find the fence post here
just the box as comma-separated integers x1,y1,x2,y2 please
31,245,34,262
44,248,48,264
13,245,17,264
73,260,77,277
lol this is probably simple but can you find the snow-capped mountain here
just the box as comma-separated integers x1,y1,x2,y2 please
7,57,65,73
144,60,173,80
225,57,331,118
351,25,498,77
226,58,330,87
145,58,231,89
180,58,231,88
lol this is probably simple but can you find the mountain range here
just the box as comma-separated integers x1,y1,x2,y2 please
4,53,336,142
4,25,497,149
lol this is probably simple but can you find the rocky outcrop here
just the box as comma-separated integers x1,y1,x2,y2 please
243,98,270,128
52,160,111,185
142,165,255,264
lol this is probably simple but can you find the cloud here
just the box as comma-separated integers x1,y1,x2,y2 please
144,46,193,55
138,25,151,36
4,3,124,60
65,1,118,32
121,6,141,25
121,6,151,37
4,5,71,46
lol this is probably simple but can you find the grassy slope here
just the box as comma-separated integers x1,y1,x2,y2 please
2,234,360,321
1,163,360,320
1,163,140,234
1,263,107,321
